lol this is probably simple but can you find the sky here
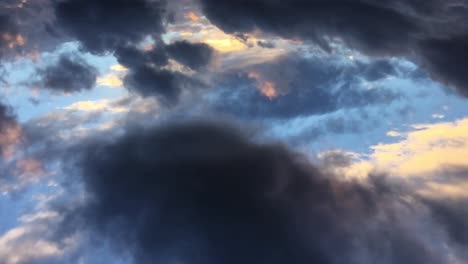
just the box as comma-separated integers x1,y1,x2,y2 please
0,0,468,263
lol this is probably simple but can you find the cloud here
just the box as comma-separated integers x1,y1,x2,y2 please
36,53,97,93
54,0,165,54
0,207,79,264
0,0,58,61
114,41,213,103
0,102,21,159
55,119,467,263
165,40,214,70
210,54,401,119
52,0,214,102
97,73,124,87
348,118,468,178
199,0,468,96
63,99,127,113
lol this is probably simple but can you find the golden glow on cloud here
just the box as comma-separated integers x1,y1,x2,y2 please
185,11,200,22
97,73,124,87
110,64,128,72
97,64,128,87
419,181,468,199
64,99,127,113
345,118,468,178
203,38,247,53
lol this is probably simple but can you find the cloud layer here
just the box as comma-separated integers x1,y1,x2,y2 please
200,0,468,96
59,120,467,264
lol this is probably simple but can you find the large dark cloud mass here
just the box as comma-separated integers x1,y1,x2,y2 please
200,0,468,96
61,120,467,264
36,53,98,93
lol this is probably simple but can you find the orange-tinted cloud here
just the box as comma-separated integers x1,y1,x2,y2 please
185,11,200,22
0,124,22,160
2,33,26,49
248,71,280,100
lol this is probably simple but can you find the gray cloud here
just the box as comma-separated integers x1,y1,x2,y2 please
200,0,468,97
36,53,97,93
210,55,401,119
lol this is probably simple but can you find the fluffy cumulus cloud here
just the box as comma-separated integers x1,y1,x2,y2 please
199,0,468,96
53,120,467,264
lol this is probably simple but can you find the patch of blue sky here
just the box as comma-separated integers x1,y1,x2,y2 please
1,42,128,122
0,179,59,235
268,69,468,157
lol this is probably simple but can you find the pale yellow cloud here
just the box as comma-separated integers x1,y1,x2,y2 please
64,99,127,113
97,73,124,87
110,64,128,72
203,38,247,53
347,118,468,178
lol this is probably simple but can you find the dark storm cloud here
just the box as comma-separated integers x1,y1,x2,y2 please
166,40,214,70
114,42,213,103
124,66,186,102
114,44,169,69
52,0,215,102
199,0,468,96
57,120,468,264
211,55,400,119
54,0,165,54
37,53,98,93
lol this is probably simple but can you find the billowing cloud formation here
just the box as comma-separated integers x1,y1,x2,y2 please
200,0,468,96
53,0,214,102
210,55,400,119
54,0,165,54
36,53,97,93
61,120,466,264
115,42,213,102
